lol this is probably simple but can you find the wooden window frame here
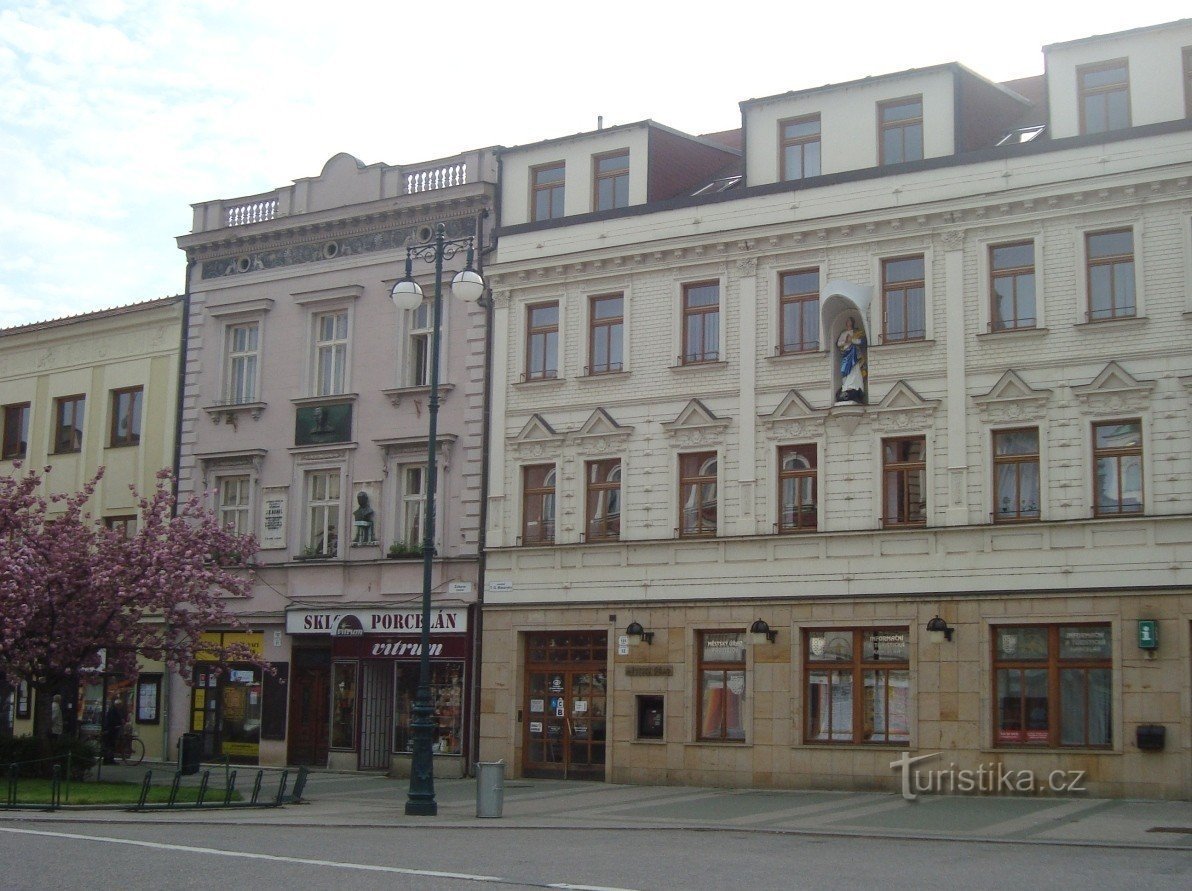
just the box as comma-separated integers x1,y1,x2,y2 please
678,451,718,538
109,386,143,448
777,444,817,533
2,402,30,460
680,281,720,365
882,436,926,528
1078,59,1130,135
779,114,821,181
1092,419,1143,518
521,463,556,545
992,427,1040,524
1085,229,1135,322
525,301,560,381
778,269,819,354
803,627,910,745
592,150,629,212
989,242,1036,331
52,394,85,455
992,624,1112,749
584,458,621,542
696,630,746,742
587,293,624,375
881,255,926,342
877,95,923,165
135,673,162,724
530,162,565,222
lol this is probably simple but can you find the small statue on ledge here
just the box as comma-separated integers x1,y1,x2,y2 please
353,491,376,545
835,316,867,404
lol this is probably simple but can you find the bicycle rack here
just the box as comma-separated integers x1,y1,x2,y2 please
290,767,310,803
249,769,264,805
195,770,210,807
223,770,238,806
273,770,289,807
136,771,153,809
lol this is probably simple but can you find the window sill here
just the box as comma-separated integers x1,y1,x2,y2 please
291,393,358,406
287,441,358,454
630,738,667,746
578,370,631,382
381,384,454,407
50,449,83,456
514,376,565,389
871,338,935,351
686,739,749,747
766,349,826,364
983,746,1118,756
204,402,266,424
105,442,140,450
670,360,728,372
797,742,908,750
1075,315,1146,332
976,326,1049,341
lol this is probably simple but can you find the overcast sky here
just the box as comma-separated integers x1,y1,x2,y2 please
1,0,1187,328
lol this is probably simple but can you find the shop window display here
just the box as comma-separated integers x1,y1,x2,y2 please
805,628,909,744
392,662,464,754
331,662,358,749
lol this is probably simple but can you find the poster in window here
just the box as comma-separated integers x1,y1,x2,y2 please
136,675,161,723
16,680,31,719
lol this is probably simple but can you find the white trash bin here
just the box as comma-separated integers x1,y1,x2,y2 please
475,760,505,818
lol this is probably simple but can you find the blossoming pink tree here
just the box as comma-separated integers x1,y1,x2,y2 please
0,465,260,738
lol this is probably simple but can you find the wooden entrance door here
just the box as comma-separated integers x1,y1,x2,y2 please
288,654,330,767
522,631,608,780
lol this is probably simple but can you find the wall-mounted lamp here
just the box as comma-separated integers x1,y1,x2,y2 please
749,618,778,645
926,615,954,644
626,621,654,646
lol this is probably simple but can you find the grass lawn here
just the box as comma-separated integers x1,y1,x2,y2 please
10,779,243,805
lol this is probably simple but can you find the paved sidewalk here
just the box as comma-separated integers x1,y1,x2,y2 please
3,763,1190,850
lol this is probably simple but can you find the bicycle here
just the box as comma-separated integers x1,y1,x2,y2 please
115,726,145,766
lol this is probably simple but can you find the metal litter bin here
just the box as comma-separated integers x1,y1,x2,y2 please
178,732,202,776
475,760,505,818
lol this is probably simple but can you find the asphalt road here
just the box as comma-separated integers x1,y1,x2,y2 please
1,821,1189,891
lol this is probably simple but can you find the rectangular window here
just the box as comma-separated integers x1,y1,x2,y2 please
400,465,426,549
103,515,137,538
994,625,1112,748
881,256,926,342
218,475,251,535
109,387,143,448
585,458,621,542
525,302,559,380
805,628,909,744
225,322,259,404
698,631,745,741
878,96,923,164
307,470,340,556
993,428,1040,523
780,114,821,181
990,242,1036,330
531,162,565,221
313,310,348,396
681,282,719,364
593,151,629,211
1079,60,1130,134
330,661,357,748
52,395,85,454
679,451,717,537
779,269,819,353
16,680,30,719
393,662,465,754
778,444,817,532
1086,230,1135,321
882,436,926,527
2,402,30,460
408,300,433,387
636,694,664,740
1093,420,1143,517
522,464,556,544
135,674,162,724
588,294,624,374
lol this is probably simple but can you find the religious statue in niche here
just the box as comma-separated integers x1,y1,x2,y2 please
352,491,376,545
834,316,868,404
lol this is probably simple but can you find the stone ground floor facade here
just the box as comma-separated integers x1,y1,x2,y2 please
479,590,1192,799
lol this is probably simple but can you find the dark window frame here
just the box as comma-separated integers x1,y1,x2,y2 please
530,161,566,222
696,630,746,742
1092,419,1143,518
778,269,820,354
882,435,927,528
681,281,720,365
678,451,718,538
2,402,30,460
777,444,817,532
522,463,557,545
592,150,630,212
525,301,560,381
52,394,86,455
1078,59,1131,135
779,113,822,181
804,627,910,745
878,95,924,165
587,293,624,375
989,241,1037,331
135,673,162,724
993,427,1041,524
104,515,138,538
881,255,926,343
1085,229,1136,322
584,457,621,542
109,386,143,448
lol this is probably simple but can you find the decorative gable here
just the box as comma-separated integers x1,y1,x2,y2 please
761,389,826,440
572,408,633,453
1072,362,1154,414
662,398,730,445
508,413,564,456
870,380,940,431
971,369,1052,422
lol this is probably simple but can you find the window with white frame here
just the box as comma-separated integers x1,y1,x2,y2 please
408,300,433,387
306,470,341,556
398,465,426,549
218,475,252,535
313,311,348,396
225,322,259,404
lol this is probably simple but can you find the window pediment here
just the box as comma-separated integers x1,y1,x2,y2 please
572,407,633,444
761,389,826,440
1072,361,1154,413
870,380,939,431
663,398,729,446
972,369,1052,423
509,413,564,457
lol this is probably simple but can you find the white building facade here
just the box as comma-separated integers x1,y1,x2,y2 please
480,21,1192,798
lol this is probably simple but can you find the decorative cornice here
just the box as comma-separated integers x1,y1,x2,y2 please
971,369,1053,423
1072,361,1155,414
869,380,940,432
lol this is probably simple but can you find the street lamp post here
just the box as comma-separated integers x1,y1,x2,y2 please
390,223,484,816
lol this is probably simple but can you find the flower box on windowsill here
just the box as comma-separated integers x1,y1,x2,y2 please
386,545,422,560
294,552,334,562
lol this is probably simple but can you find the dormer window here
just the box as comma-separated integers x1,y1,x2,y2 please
878,96,923,164
593,151,629,211
780,114,821,181
1079,61,1130,134
532,162,565,221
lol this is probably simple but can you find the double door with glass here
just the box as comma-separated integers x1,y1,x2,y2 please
522,632,608,780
